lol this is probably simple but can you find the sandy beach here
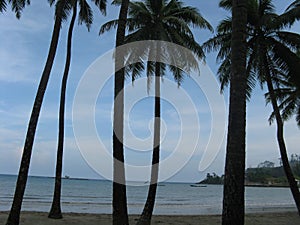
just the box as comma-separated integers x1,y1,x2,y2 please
1,211,299,225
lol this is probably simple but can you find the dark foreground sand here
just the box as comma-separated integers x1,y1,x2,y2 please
1,211,299,225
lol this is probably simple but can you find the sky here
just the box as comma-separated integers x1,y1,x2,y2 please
0,0,299,183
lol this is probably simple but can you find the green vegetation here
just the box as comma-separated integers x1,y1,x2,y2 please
198,173,224,185
246,155,300,186
200,155,300,186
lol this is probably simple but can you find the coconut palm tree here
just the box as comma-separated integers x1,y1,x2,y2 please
220,0,248,224
0,0,30,18
111,0,130,224
203,0,300,218
101,1,212,224
6,1,67,224
48,0,106,219
48,1,77,219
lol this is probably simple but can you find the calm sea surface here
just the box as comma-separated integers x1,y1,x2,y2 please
0,174,296,215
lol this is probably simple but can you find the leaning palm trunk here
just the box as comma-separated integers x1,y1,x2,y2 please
222,0,248,225
6,1,66,225
48,1,77,219
137,62,161,225
112,0,130,224
265,74,300,215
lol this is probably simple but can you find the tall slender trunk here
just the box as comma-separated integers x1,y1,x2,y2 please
6,1,66,225
265,74,300,215
222,0,247,225
113,0,129,224
48,1,77,219
136,62,161,225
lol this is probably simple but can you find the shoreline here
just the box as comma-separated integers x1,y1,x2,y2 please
0,204,296,216
196,183,297,188
1,211,299,225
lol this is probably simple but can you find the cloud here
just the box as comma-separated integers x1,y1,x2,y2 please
0,2,54,83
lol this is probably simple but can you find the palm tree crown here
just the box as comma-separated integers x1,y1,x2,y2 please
204,0,300,99
101,0,213,83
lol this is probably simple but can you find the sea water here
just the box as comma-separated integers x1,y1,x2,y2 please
0,174,296,215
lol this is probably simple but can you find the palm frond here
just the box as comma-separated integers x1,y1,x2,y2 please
0,0,7,12
259,0,275,14
78,0,93,30
111,0,121,6
217,57,230,94
146,61,155,94
172,5,213,32
286,0,300,11
202,33,230,56
276,31,300,50
276,1,300,28
54,0,72,22
48,0,55,6
93,0,106,15
99,19,119,34
169,64,185,87
296,105,300,127
270,36,300,80
8,0,30,18
219,0,232,11
125,62,145,83
164,16,194,38
217,17,232,34
266,84,299,126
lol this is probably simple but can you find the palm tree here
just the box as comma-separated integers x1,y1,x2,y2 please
111,0,130,224
48,0,77,219
264,59,300,216
203,0,300,218
0,0,30,18
220,0,248,224
6,1,67,225
48,0,106,219
101,1,212,224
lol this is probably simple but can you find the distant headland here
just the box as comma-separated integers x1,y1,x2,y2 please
198,155,300,187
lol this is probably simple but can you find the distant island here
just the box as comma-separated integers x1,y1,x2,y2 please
198,154,300,187
198,173,224,185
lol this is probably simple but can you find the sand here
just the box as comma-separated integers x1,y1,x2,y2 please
1,211,300,225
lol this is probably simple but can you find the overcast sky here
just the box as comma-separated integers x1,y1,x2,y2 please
0,0,299,183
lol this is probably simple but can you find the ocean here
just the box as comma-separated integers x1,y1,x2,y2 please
0,174,296,215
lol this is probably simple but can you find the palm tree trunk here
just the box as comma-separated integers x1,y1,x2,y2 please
222,0,247,225
48,1,77,219
136,62,161,225
6,1,66,225
265,74,300,215
113,0,129,224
